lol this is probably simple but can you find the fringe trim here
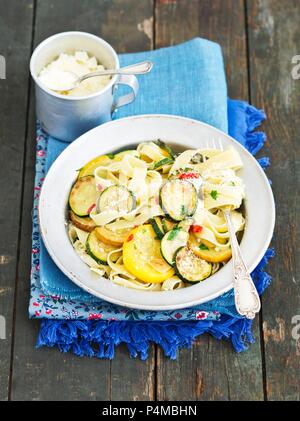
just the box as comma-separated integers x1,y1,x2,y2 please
37,317,253,360
244,103,267,156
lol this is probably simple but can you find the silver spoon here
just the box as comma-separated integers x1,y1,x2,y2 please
48,60,153,92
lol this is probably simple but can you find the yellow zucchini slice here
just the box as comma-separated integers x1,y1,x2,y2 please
192,236,215,249
69,175,97,217
78,155,112,178
79,151,137,179
123,225,175,283
114,150,139,161
69,211,96,232
188,234,232,263
95,226,132,247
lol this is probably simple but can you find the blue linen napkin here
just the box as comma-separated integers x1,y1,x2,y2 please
117,38,228,132
31,38,274,358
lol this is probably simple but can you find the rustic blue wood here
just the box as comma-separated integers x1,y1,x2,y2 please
0,0,298,401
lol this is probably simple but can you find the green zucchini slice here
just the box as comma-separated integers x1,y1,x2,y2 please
159,179,197,221
150,217,165,239
97,185,135,214
160,228,189,265
86,230,118,265
174,246,212,283
69,175,97,217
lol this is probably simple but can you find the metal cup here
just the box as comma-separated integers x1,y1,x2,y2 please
30,31,139,142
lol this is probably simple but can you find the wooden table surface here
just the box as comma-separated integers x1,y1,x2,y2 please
0,0,299,401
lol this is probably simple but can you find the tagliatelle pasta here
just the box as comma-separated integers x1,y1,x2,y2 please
67,141,245,290
161,276,186,291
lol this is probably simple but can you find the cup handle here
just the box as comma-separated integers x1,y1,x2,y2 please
112,74,139,113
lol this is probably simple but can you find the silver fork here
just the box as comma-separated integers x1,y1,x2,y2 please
202,138,261,319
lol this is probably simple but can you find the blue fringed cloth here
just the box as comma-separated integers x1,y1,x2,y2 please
30,39,274,359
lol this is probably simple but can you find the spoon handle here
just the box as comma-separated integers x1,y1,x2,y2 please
118,61,153,74
79,61,153,82
224,210,261,319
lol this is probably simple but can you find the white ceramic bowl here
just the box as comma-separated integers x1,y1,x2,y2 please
39,115,275,311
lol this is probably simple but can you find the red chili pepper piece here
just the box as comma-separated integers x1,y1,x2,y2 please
189,224,203,233
127,234,134,242
87,203,96,214
178,172,200,180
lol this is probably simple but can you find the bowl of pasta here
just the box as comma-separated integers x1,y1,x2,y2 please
39,115,275,310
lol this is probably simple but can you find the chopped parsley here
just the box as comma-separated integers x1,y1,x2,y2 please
107,153,115,159
181,205,187,215
230,181,236,186
210,190,218,200
183,166,193,172
167,228,181,241
152,157,174,169
199,244,209,250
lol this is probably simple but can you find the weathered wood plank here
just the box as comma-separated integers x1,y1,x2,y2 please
110,345,155,401
247,0,300,401
0,0,34,401
157,337,264,401
155,0,249,99
34,0,154,53
155,0,264,401
10,0,155,401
